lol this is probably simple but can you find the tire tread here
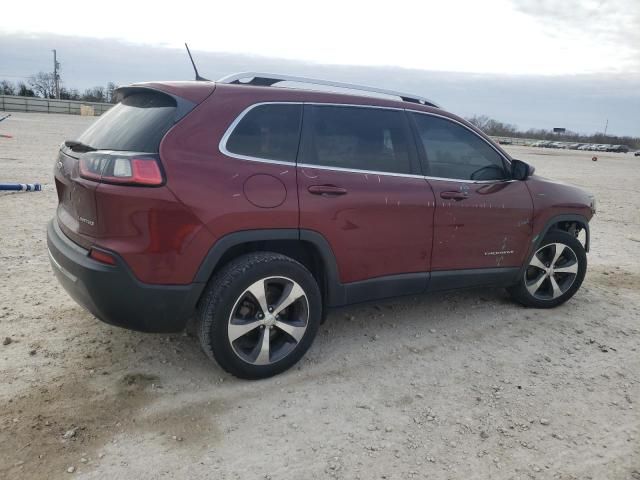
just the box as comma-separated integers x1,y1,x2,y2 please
197,252,320,379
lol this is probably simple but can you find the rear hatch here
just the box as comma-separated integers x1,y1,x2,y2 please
54,84,212,248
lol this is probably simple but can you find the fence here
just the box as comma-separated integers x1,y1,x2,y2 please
0,95,112,116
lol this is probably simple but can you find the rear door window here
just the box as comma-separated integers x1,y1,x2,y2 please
225,104,302,162
306,105,412,175
411,113,507,181
77,92,177,153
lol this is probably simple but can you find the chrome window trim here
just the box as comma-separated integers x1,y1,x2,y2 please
423,175,516,185
218,101,301,166
298,162,513,184
297,162,424,180
219,101,405,166
219,102,513,184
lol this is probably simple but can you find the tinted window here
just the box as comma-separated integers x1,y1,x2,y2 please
226,104,302,162
412,114,507,181
308,106,411,174
77,92,176,153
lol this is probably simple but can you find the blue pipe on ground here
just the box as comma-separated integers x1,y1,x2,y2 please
0,183,42,191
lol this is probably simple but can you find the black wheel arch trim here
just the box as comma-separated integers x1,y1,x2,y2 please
194,229,298,283
298,230,344,306
531,214,590,254
193,228,345,306
521,214,590,279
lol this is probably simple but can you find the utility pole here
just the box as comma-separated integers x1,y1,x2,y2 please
604,118,608,136
52,49,60,99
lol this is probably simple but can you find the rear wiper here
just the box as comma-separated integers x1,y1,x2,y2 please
64,140,97,153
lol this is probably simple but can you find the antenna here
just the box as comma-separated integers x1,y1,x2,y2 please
184,43,210,81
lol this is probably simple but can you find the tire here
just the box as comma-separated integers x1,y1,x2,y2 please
508,230,587,308
197,252,322,379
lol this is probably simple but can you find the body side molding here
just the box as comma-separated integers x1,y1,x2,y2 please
193,229,538,309
428,267,520,292
343,272,429,305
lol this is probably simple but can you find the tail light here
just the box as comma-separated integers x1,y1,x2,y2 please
89,248,117,265
79,153,164,186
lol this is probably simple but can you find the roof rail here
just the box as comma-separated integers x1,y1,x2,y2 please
216,72,440,108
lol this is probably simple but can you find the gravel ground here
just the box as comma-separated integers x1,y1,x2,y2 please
0,112,638,480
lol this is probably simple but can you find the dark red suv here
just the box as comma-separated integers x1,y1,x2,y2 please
48,73,596,378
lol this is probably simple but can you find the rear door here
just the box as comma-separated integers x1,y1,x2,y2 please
297,104,435,284
410,112,533,271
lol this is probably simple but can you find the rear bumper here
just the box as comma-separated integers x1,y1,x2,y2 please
47,219,204,333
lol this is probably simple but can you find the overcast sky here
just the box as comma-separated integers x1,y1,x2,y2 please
1,0,638,136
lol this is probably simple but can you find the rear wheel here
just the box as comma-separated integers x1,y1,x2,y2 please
197,252,321,379
508,230,587,308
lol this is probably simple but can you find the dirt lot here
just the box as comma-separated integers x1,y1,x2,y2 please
1,112,638,479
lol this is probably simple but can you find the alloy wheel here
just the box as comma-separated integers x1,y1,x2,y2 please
227,276,309,365
525,242,579,300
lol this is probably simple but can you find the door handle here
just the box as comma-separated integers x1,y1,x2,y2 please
440,191,469,201
308,185,348,196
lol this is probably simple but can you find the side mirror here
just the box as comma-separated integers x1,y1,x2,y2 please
511,159,535,180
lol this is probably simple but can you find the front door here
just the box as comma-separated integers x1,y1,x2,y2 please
410,112,533,271
297,104,436,284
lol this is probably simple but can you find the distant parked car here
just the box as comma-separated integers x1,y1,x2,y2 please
635,151,640,156
608,145,629,153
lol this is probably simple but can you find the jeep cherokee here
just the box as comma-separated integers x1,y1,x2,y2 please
47,73,596,379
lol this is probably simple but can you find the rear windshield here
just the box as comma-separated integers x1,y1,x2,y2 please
76,92,176,153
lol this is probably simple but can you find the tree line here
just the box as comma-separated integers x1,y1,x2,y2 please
467,115,640,150
0,72,118,104
1,75,637,147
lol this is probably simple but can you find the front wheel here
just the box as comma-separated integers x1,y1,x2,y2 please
508,230,587,308
197,252,322,379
